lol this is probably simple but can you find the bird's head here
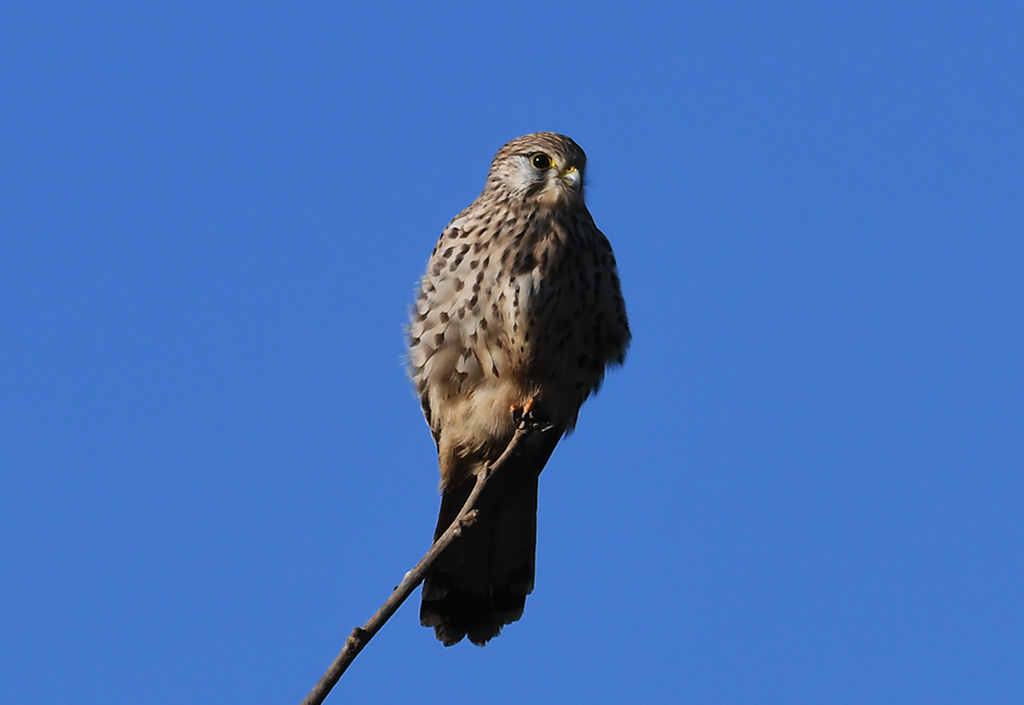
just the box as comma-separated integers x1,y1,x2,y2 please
486,132,588,206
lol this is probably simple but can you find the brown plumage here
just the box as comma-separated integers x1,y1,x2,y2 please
408,133,630,646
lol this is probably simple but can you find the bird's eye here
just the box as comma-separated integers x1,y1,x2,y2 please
530,153,552,170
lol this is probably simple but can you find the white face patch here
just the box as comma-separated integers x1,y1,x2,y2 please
508,155,548,192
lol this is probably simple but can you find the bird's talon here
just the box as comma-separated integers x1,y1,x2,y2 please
510,398,553,432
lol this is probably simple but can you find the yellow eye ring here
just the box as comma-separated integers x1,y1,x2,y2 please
530,153,553,170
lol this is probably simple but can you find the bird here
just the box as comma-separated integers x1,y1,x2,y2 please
408,132,630,646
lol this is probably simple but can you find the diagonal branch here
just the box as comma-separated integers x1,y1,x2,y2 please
300,425,535,705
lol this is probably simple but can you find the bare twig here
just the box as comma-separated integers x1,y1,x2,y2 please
300,425,534,705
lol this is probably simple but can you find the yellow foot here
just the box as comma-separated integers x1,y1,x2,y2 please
510,397,555,432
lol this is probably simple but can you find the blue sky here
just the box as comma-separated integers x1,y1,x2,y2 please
2,2,1022,703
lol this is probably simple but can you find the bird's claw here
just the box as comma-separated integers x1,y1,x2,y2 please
511,398,556,433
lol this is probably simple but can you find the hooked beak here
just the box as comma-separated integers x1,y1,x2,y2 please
560,164,581,191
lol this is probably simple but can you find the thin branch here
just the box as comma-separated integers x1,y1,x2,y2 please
300,425,535,705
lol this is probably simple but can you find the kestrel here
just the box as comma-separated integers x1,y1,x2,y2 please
408,132,630,646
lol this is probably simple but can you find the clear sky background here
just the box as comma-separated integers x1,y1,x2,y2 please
2,2,1022,703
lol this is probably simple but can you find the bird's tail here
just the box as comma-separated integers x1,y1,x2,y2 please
420,463,540,646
